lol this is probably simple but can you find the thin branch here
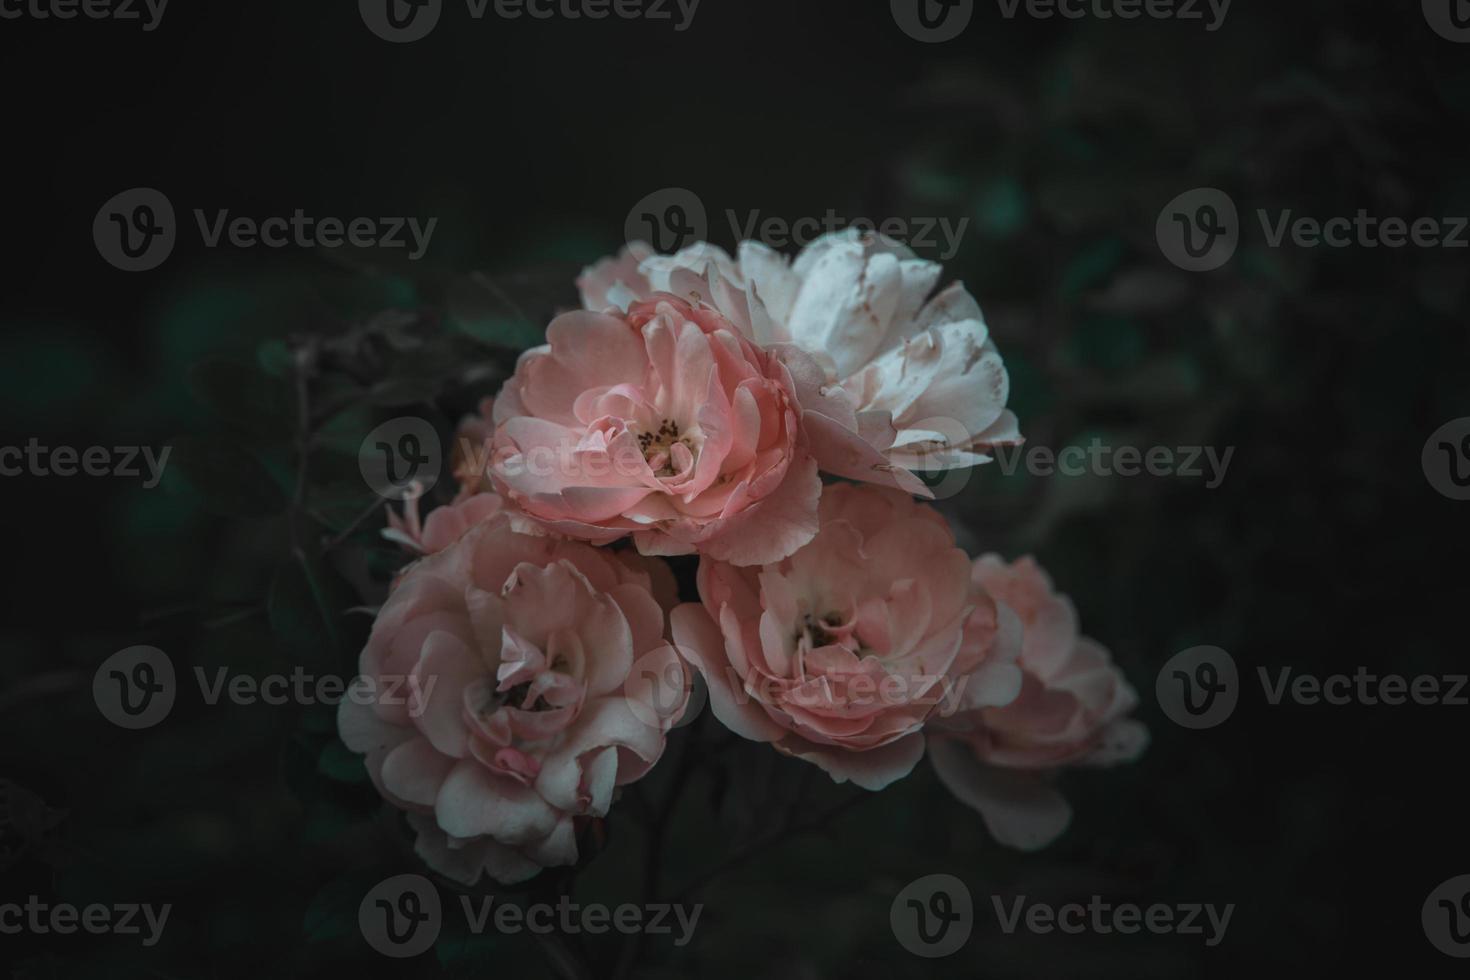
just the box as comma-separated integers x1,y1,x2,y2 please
322,496,389,552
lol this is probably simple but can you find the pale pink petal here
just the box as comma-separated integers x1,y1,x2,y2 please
927,735,1073,850
434,759,560,845
670,603,786,744
775,730,925,791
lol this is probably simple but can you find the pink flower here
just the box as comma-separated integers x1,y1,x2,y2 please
581,231,1020,497
670,484,1022,790
449,396,497,498
384,484,503,556
926,556,1148,850
579,241,653,313
338,516,689,885
384,400,502,556
488,294,821,566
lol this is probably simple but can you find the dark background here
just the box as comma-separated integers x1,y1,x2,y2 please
2,1,1468,977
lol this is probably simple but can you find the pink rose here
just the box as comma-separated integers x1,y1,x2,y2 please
927,556,1148,850
578,240,653,313
338,516,688,885
449,396,497,498
384,399,503,556
670,484,1022,790
384,484,503,556
581,230,1021,497
488,293,821,566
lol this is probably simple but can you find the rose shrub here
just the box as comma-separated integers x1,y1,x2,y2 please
343,233,1145,885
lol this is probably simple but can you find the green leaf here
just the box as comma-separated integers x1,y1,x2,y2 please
1060,238,1125,300
448,273,546,351
973,177,1030,238
256,339,294,378
317,738,369,784
1070,315,1146,374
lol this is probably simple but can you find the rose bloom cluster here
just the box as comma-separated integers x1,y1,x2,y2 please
340,230,1146,885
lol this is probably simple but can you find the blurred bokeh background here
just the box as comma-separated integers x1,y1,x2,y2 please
2,0,1468,976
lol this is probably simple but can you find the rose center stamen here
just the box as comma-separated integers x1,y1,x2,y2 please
795,612,844,648
637,419,695,476
499,680,555,713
